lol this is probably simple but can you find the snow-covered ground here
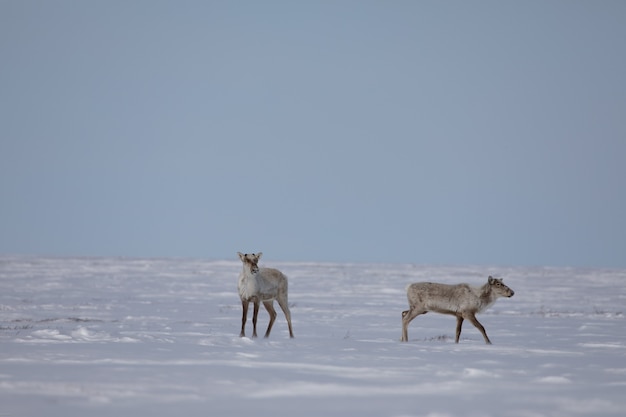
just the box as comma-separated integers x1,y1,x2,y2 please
1,256,625,417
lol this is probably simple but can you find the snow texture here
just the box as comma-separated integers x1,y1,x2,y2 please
1,256,625,417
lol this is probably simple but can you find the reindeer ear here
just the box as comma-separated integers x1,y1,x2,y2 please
488,276,495,284
256,252,263,259
238,252,245,260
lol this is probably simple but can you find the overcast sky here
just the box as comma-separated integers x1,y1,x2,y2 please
1,1,625,267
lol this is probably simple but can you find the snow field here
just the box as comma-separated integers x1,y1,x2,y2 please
1,257,625,417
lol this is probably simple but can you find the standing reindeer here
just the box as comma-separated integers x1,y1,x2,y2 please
237,252,294,339
401,276,514,344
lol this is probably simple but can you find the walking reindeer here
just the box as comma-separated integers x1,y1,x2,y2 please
401,276,514,344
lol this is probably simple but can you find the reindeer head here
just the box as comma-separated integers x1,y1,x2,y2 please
238,252,262,274
488,276,515,298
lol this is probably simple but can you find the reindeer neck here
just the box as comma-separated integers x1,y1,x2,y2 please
478,283,494,303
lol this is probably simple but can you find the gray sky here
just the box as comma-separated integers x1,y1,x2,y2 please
2,1,625,267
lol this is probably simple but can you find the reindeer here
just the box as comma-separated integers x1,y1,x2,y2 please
237,252,294,339
401,276,514,344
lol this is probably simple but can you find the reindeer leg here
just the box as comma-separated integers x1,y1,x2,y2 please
277,296,294,338
263,301,277,338
401,307,424,342
240,300,248,337
455,316,464,343
252,301,260,338
467,313,491,344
